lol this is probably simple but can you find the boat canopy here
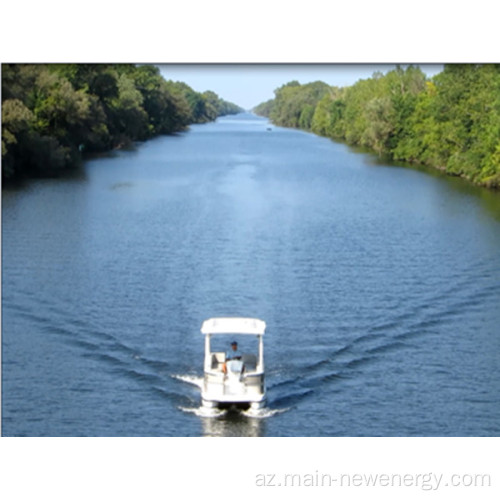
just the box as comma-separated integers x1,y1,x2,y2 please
201,317,266,335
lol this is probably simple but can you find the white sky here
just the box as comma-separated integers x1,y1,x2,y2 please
158,64,444,110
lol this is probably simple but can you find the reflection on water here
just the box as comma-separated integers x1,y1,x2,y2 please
200,410,267,437
366,149,500,222
176,375,289,437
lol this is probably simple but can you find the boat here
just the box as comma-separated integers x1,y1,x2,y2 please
200,317,266,410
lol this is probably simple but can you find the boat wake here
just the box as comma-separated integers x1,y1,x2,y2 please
174,373,290,419
241,407,290,419
178,405,289,419
178,406,228,418
171,374,204,389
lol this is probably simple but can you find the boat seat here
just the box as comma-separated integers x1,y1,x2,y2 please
226,359,244,381
211,352,226,371
241,353,257,371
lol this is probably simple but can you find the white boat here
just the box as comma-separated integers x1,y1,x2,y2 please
201,317,266,410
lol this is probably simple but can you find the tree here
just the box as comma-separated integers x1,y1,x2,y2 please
33,69,92,148
268,80,329,129
109,73,150,141
2,99,34,178
362,96,395,154
253,65,500,189
253,98,274,117
2,63,245,182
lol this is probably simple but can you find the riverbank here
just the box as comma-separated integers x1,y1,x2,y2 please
254,64,500,190
1,63,242,183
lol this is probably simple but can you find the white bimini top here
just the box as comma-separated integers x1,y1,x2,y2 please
201,317,266,335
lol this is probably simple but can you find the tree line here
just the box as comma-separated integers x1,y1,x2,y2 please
254,65,500,189
2,64,242,181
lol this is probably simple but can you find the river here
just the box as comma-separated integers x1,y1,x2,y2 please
2,112,500,436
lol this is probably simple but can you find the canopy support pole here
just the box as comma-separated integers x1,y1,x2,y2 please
204,334,211,371
258,334,264,372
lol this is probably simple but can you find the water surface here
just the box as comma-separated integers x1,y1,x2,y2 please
3,113,500,436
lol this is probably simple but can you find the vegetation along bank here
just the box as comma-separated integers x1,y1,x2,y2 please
1,64,242,182
254,64,500,189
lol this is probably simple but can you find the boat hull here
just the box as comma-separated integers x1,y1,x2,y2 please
201,372,266,409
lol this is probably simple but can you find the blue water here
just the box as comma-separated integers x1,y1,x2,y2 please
2,113,500,436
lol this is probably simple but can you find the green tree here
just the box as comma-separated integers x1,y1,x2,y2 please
109,73,150,141
33,69,92,148
268,80,329,129
362,96,395,154
130,65,191,135
254,65,500,189
253,98,274,117
394,65,500,186
165,81,210,123
2,99,35,177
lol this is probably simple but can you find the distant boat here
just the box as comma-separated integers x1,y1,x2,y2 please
267,126,272,131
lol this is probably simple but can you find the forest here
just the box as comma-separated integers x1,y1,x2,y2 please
254,65,500,189
1,64,242,181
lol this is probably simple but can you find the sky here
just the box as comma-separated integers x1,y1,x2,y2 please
158,64,444,111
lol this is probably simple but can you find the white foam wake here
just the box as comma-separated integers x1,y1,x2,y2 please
242,407,290,419
172,374,203,389
179,406,227,418
179,405,290,419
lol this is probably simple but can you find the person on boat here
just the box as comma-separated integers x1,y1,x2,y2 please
222,341,243,374
226,341,241,360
